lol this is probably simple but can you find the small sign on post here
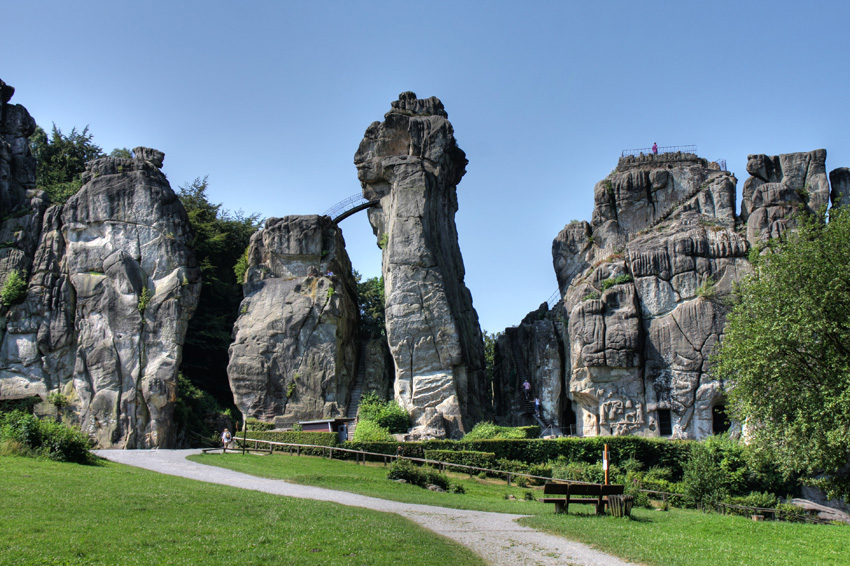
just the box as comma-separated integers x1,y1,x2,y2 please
603,444,609,485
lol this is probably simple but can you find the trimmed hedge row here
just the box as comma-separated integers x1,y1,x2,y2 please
241,431,338,446
342,436,694,477
423,450,496,470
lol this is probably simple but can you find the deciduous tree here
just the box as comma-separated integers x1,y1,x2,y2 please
712,208,850,502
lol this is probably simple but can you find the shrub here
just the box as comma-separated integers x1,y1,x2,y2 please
358,392,410,434
461,422,539,441
727,491,778,509
1,269,27,306
0,410,93,464
246,418,274,432
600,273,633,292
387,458,451,491
353,419,393,442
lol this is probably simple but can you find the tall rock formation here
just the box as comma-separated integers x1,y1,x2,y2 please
0,82,201,448
227,215,359,425
506,149,848,440
555,153,750,439
354,92,488,438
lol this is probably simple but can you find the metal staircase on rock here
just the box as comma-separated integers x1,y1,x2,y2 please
345,342,369,439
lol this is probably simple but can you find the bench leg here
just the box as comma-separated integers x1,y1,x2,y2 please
554,501,565,514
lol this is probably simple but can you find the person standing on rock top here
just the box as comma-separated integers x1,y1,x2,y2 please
652,142,658,155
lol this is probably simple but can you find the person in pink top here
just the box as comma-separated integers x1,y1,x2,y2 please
652,142,658,155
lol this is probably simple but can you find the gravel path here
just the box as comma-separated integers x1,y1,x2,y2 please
94,449,636,566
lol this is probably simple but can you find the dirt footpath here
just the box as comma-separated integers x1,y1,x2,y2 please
94,449,637,566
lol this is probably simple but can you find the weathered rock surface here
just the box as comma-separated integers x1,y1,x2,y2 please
529,150,849,439
0,90,201,448
227,215,359,425
531,154,751,439
354,92,489,438
741,150,830,244
493,304,568,429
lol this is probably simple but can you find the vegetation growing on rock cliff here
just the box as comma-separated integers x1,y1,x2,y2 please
713,207,850,502
0,269,27,306
177,177,261,408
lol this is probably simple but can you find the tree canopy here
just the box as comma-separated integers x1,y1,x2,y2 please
354,271,385,337
177,177,261,407
712,208,850,502
30,124,104,204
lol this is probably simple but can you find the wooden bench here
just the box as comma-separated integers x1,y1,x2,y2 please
541,482,625,514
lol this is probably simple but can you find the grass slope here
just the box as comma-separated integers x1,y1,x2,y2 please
194,452,850,566
0,456,485,566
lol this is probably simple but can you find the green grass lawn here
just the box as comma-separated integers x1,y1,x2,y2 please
188,451,548,514
0,455,485,566
194,451,850,566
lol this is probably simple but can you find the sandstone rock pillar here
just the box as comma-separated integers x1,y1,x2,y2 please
354,92,488,438
227,215,359,425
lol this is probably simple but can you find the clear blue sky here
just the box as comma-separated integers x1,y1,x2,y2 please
6,1,850,332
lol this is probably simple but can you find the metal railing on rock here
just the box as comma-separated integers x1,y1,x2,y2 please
621,145,697,157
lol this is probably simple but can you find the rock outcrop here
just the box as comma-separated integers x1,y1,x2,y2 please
512,149,849,440
0,83,201,448
741,149,830,244
227,215,359,425
354,92,489,438
493,304,568,430
504,153,751,439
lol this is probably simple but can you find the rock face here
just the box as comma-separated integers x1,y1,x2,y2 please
517,153,751,439
493,304,568,430
227,215,359,425
517,150,849,440
741,150,830,244
0,84,201,449
354,92,489,438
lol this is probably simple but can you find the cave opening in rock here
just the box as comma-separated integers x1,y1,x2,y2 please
712,403,730,434
657,409,672,436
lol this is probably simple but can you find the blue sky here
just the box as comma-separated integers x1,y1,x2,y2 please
6,1,850,332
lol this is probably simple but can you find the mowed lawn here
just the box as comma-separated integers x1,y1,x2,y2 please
194,451,850,566
0,456,485,566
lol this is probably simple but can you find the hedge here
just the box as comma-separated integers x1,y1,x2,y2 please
343,437,693,478
423,450,496,471
241,430,338,447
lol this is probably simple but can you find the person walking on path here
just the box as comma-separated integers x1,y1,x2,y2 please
652,142,658,155
521,379,531,401
221,428,232,452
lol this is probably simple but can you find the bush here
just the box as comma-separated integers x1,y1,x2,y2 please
387,458,451,491
727,491,779,509
246,418,274,431
353,420,393,442
1,269,27,306
461,422,540,441
681,434,794,509
358,392,410,433
0,410,93,464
